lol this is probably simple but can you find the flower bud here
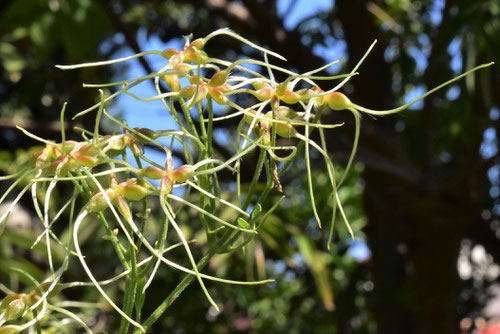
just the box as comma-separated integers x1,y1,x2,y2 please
73,155,99,168
139,166,165,180
74,143,98,157
208,87,229,105
275,82,288,97
277,106,294,117
254,87,274,101
184,49,208,64
252,82,270,90
161,174,173,196
280,90,300,104
0,294,23,313
173,63,192,74
188,38,206,50
208,70,229,87
5,298,25,321
270,96,280,111
163,74,181,92
128,139,142,157
104,135,127,157
55,156,76,177
168,53,184,68
131,128,157,143
218,83,232,93
162,48,181,59
180,85,208,104
31,149,44,165
243,109,258,125
276,122,297,138
296,88,316,101
117,179,149,201
324,92,351,110
171,165,195,183
0,326,21,334
89,189,116,212
116,195,132,220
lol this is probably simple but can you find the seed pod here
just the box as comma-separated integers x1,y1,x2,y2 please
140,166,165,180
5,298,25,321
208,70,229,87
89,189,116,212
324,92,351,111
171,165,195,183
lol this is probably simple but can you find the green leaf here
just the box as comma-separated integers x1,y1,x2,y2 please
237,217,249,229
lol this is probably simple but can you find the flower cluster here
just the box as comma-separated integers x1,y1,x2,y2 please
0,28,492,332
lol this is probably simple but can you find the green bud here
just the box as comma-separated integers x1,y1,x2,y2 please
184,49,208,64
73,154,99,168
208,70,229,87
162,48,180,59
116,195,132,220
89,189,116,212
163,74,181,92
0,326,21,334
117,179,149,201
5,298,26,321
171,165,195,183
208,87,229,105
172,63,192,74
254,87,274,101
168,53,184,68
188,38,206,50
252,82,270,90
0,294,23,313
280,90,300,104
140,166,165,180
275,82,287,97
324,92,351,110
103,135,127,157
243,109,258,125
179,85,208,104
161,174,173,196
